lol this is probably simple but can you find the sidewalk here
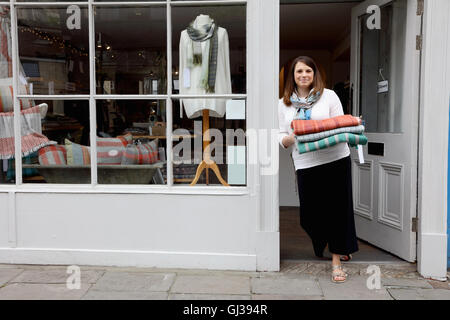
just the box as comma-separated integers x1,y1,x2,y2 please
0,261,449,300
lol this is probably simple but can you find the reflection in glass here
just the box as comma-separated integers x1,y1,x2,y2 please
170,98,246,186
0,7,14,184
17,7,89,95
359,0,406,133
172,4,246,96
95,6,167,95
20,99,91,184
96,100,166,185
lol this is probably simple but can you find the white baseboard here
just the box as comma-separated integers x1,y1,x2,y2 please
0,248,257,272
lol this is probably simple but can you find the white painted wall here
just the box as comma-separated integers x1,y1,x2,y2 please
0,192,258,270
0,193,8,247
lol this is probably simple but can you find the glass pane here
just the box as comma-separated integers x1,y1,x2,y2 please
0,6,14,184
17,1,84,2
359,0,406,133
96,99,166,185
17,7,90,95
172,4,246,96
95,6,167,95
19,99,91,184
170,98,246,186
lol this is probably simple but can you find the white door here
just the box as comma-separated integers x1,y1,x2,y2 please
350,0,422,262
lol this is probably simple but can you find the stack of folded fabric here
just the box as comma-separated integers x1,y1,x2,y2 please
291,115,368,154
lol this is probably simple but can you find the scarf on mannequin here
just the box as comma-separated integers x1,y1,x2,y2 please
186,17,219,93
290,89,322,120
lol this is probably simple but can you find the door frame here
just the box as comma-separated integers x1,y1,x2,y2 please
417,0,450,281
275,0,450,279
350,0,419,262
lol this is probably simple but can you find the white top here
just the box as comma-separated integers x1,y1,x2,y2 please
179,24,232,119
278,88,350,170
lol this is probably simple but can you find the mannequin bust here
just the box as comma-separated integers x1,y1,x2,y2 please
179,15,232,119
179,15,231,186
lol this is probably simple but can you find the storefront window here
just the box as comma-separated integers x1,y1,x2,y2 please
1,0,247,188
96,99,166,185
20,99,91,184
95,6,167,95
17,7,90,95
0,6,15,184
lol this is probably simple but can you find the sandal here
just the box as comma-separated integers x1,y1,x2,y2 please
340,254,352,262
331,265,348,283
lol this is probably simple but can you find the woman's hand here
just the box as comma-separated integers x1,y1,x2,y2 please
282,133,296,148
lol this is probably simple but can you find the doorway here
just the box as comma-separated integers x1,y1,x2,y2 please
279,0,417,264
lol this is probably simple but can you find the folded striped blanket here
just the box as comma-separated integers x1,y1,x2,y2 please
297,133,368,154
291,115,362,136
0,105,55,159
296,125,365,143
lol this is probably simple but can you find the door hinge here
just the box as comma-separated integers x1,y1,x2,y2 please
412,218,419,233
416,35,423,51
417,0,424,16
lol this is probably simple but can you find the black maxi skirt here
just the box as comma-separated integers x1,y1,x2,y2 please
296,156,359,257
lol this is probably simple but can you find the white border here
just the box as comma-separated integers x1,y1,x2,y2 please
5,0,251,195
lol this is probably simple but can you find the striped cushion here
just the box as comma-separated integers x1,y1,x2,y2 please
65,139,90,165
121,140,159,165
295,125,366,143
0,78,34,112
38,145,67,165
291,115,362,136
297,133,368,154
97,133,133,165
6,152,39,181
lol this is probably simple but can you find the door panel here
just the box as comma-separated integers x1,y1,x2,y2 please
350,0,420,262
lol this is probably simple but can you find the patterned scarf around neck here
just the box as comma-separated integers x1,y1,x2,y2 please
186,17,219,93
290,89,322,120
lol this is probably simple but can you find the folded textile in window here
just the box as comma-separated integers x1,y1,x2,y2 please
121,139,159,165
295,125,365,143
297,133,368,154
291,115,362,136
0,105,56,160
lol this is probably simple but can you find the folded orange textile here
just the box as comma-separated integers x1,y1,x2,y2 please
291,115,362,136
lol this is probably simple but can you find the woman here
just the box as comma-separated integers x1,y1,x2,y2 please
278,56,359,283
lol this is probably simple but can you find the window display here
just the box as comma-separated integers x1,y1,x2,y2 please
1,1,247,188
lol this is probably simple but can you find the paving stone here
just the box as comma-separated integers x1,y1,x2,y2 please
0,283,90,300
90,272,175,292
417,289,450,300
380,264,420,278
318,275,392,300
279,262,309,274
169,294,251,300
0,269,24,287
171,275,250,295
302,263,328,276
252,294,323,300
382,278,433,289
427,280,450,290
11,269,103,284
387,288,425,300
251,276,322,296
82,291,168,300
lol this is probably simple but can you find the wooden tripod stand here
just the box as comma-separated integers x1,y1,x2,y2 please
190,110,229,186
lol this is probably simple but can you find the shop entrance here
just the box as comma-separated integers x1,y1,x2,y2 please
279,0,420,263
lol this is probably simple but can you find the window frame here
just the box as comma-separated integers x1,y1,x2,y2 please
1,0,250,194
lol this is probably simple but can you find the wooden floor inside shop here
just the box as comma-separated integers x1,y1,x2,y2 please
280,207,404,263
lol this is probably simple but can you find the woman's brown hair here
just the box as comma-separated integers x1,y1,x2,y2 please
283,56,325,106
